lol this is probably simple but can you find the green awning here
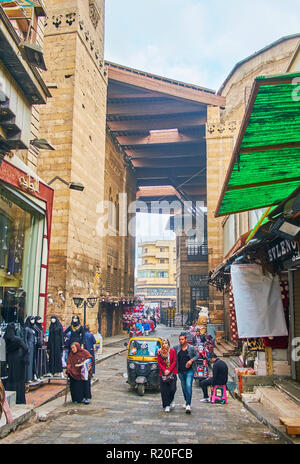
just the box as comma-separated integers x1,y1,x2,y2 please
215,72,300,217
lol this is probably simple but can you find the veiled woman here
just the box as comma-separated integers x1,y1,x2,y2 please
157,338,177,413
64,316,85,352
66,342,92,404
4,323,29,404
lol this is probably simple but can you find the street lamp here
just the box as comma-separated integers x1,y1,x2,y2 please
47,176,85,191
73,295,99,347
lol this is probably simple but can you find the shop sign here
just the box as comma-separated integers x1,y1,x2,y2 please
267,238,299,263
19,173,39,193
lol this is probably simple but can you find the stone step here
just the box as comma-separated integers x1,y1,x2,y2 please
5,391,16,409
256,386,300,419
0,404,34,438
274,379,300,407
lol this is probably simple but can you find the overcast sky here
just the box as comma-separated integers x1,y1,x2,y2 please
105,0,300,91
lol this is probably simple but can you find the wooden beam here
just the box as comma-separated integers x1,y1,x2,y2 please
135,167,207,179
126,142,205,158
107,99,204,117
136,178,205,187
183,185,207,195
107,113,207,132
117,131,204,146
107,66,226,107
132,158,205,168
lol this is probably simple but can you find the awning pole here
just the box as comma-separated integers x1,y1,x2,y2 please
245,206,272,244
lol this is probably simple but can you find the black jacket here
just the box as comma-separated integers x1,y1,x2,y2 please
212,358,228,386
173,344,199,371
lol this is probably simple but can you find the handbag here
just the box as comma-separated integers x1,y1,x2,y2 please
161,372,175,383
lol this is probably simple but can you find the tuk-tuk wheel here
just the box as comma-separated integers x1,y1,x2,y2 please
137,384,145,396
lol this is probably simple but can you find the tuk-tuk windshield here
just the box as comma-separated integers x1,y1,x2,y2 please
129,340,161,357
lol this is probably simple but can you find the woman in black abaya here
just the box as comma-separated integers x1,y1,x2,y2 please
47,316,64,376
64,316,85,352
4,323,29,404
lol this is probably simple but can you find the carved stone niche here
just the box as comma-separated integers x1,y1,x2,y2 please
89,0,101,29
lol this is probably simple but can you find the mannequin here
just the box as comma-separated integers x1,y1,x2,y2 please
33,316,48,379
47,316,64,376
64,315,85,351
24,316,37,382
4,323,28,404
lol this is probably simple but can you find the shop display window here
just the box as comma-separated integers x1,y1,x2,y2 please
0,187,43,328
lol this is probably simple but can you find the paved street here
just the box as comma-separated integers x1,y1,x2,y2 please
1,326,284,444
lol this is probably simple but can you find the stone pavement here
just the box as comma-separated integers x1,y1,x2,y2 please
0,326,285,444
0,331,130,438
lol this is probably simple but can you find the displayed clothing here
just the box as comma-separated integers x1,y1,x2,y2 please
64,316,85,350
4,323,29,404
247,338,265,351
34,317,49,378
47,316,64,375
24,316,37,382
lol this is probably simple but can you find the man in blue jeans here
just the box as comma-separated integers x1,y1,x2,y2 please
173,333,199,414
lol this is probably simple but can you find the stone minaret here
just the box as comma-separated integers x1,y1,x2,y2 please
37,0,108,330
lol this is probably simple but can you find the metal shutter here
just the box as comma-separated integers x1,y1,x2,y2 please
294,270,300,382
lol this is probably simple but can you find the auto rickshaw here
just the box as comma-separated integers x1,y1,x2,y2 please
124,337,162,396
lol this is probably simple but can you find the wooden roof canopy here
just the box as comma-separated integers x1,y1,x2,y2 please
106,62,225,204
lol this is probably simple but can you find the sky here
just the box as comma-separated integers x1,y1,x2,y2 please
105,0,300,91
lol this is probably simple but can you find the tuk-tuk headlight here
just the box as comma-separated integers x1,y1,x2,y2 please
151,364,157,370
129,363,135,369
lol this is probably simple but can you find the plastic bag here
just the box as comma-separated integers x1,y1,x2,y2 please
81,359,92,381
61,349,68,369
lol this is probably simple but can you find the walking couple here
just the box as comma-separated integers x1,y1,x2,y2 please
157,333,198,414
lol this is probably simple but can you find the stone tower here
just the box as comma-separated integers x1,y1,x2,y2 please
37,0,108,330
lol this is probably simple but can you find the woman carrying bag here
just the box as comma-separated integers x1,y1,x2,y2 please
157,338,177,413
66,342,92,404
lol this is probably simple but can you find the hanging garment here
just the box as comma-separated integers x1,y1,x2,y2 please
247,338,265,351
33,320,49,378
4,323,29,404
24,325,36,382
47,317,64,374
231,264,288,339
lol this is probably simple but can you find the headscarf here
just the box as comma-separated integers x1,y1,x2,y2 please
71,315,81,332
66,342,91,380
49,315,62,332
159,338,170,368
24,316,35,328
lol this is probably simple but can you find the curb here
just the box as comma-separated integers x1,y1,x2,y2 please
0,406,34,440
242,400,294,444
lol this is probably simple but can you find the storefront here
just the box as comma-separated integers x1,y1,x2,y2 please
0,156,53,331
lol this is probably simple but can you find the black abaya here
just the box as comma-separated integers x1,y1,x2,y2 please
47,318,64,375
69,377,91,403
4,324,29,404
